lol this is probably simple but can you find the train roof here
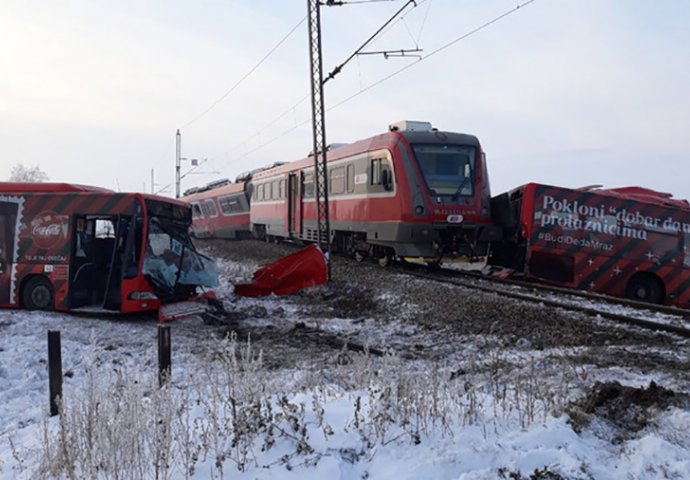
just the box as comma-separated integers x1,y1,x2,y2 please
182,181,247,202
181,162,288,201
396,129,480,146
251,124,480,181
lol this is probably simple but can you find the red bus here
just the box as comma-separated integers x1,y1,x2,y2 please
488,183,690,308
0,183,218,313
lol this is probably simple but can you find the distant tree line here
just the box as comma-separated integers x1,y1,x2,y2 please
8,163,49,182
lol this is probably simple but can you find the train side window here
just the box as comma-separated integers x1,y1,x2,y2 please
303,172,314,198
346,164,355,193
258,184,265,201
279,179,285,199
381,168,393,191
330,166,345,195
191,203,203,219
219,196,240,215
371,159,382,185
204,199,218,217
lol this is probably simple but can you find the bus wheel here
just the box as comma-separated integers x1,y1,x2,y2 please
625,273,664,304
23,276,55,311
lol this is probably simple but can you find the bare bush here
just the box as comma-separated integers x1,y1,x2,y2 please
8,164,49,183
28,335,581,478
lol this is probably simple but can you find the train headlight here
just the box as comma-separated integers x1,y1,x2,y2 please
415,205,425,215
447,214,464,223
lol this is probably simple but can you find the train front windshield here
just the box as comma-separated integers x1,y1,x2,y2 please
142,203,219,299
412,144,476,197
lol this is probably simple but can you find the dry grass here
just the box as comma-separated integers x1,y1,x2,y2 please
14,335,586,479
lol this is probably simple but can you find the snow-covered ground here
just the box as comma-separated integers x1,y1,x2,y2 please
1,254,689,479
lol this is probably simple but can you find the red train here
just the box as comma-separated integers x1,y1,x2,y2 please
183,125,690,308
184,121,500,264
184,176,253,240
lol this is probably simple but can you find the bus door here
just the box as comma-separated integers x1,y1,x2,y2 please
70,215,133,310
288,173,302,237
0,199,20,306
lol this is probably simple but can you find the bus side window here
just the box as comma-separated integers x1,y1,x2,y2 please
76,217,96,259
116,216,139,278
75,217,88,258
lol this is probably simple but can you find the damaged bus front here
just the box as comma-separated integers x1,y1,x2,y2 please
142,199,219,304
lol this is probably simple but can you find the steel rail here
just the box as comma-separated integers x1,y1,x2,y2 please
442,266,690,321
400,266,690,339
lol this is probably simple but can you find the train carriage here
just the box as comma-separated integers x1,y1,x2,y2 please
183,178,253,239
249,120,500,263
488,182,690,308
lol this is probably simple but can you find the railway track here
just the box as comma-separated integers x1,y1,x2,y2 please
200,238,690,341
396,260,690,339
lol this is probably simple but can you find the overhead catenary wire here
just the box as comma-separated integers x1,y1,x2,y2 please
356,0,430,51
415,0,433,45
324,0,418,83
177,15,307,131
330,0,537,110
336,0,400,4
221,0,537,167
209,94,310,162
214,0,428,162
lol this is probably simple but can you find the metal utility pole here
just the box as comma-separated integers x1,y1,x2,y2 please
175,129,182,199
307,0,332,279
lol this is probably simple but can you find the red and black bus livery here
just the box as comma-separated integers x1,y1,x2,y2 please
488,183,690,307
246,120,499,263
0,182,218,313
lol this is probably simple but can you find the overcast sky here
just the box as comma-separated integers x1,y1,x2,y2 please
1,0,689,200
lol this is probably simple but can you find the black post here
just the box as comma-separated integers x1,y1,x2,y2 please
47,330,63,416
158,325,171,387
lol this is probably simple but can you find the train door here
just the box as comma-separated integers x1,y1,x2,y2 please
288,173,301,237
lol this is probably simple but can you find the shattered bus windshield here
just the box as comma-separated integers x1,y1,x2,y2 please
412,144,476,196
142,216,219,296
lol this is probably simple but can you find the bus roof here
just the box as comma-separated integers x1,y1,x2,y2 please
0,182,113,193
0,182,189,206
519,182,690,210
